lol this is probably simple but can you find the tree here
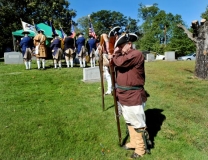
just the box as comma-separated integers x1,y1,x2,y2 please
77,10,138,38
177,20,208,79
165,15,196,57
136,3,196,56
0,0,20,56
138,3,159,21
126,17,141,35
201,5,208,20
0,0,76,56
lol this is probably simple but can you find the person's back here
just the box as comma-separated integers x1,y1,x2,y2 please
51,35,62,69
87,37,96,53
76,33,86,67
76,34,85,53
19,31,33,70
64,37,75,50
51,38,61,50
63,33,76,68
20,36,32,53
33,32,46,46
33,29,47,70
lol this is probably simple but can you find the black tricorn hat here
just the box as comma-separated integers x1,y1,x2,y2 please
22,31,30,34
68,32,72,36
114,33,138,48
108,26,121,37
38,29,45,33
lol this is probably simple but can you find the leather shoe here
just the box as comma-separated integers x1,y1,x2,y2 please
130,152,141,159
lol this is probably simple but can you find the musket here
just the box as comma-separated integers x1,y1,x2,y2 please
108,28,122,146
88,14,105,111
109,59,122,146
98,34,106,111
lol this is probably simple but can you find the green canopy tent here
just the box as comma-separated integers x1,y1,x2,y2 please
12,23,62,38
12,23,62,50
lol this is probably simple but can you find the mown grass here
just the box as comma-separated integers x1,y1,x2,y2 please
0,59,208,160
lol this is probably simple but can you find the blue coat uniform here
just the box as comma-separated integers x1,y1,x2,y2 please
19,37,32,56
50,38,61,56
76,36,85,54
87,38,96,53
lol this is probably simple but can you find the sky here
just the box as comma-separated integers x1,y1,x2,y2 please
68,0,208,27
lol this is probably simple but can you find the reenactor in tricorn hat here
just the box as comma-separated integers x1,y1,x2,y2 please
76,33,86,67
50,33,63,69
19,31,33,70
86,34,97,67
63,32,76,68
33,29,47,70
111,33,152,159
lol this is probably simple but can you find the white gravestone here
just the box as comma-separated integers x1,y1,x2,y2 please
4,52,23,64
165,51,176,61
83,66,101,82
146,53,155,62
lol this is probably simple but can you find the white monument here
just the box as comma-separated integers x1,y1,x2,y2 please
4,52,23,64
165,51,176,61
83,66,101,82
146,53,155,62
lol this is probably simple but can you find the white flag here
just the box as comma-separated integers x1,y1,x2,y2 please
21,21,36,33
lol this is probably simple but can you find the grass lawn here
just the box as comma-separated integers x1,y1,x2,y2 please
0,59,208,160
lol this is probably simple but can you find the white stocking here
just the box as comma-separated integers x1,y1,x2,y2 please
70,59,73,68
79,58,83,67
28,61,31,69
24,61,28,69
37,59,40,69
42,59,45,69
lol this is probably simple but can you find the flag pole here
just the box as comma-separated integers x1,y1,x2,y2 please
20,18,24,31
32,19,38,34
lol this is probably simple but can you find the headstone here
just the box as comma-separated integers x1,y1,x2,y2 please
4,52,23,64
83,66,101,82
165,51,176,61
146,53,155,62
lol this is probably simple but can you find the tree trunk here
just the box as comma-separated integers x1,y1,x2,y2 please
177,20,208,80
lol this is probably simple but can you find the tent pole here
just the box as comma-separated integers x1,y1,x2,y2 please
12,34,16,51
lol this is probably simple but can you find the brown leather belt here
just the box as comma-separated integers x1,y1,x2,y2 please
117,85,143,90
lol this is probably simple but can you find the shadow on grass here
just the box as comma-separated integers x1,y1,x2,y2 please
184,68,194,73
121,109,166,148
104,106,166,149
145,108,166,148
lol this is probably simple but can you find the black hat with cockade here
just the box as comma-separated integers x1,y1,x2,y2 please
114,33,138,48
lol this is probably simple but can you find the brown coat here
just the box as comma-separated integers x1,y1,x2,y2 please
113,49,147,106
33,33,47,58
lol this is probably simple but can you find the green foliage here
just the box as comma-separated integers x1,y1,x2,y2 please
0,0,75,56
201,5,208,20
77,10,139,37
137,3,196,56
0,60,208,159
138,3,159,21
91,10,128,35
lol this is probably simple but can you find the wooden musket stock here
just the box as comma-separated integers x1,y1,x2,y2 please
98,34,106,111
108,35,122,146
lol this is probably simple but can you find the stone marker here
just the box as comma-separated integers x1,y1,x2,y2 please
146,53,155,62
4,52,23,64
83,66,101,82
165,51,176,61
